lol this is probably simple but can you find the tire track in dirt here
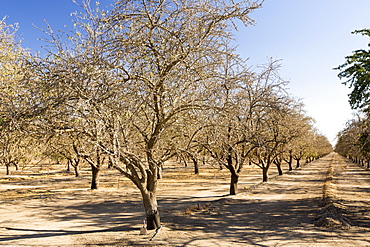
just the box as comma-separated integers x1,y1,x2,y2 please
333,155,370,230
315,154,351,229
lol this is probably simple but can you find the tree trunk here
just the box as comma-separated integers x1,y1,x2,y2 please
108,157,113,169
275,162,283,175
229,172,239,195
6,165,9,175
91,165,100,190
142,192,160,230
74,165,80,177
287,155,293,171
296,159,301,168
67,160,71,172
192,157,199,175
262,168,268,182
183,158,188,167
157,165,162,179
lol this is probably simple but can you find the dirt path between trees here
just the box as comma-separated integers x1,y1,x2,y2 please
0,153,369,246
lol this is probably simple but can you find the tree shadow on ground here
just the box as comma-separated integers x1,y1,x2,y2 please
159,196,370,246
2,187,369,246
2,154,369,246
1,226,136,242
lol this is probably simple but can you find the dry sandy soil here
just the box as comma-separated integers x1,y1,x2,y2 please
0,153,369,246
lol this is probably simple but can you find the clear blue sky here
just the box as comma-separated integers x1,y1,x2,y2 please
1,0,370,145
237,0,370,145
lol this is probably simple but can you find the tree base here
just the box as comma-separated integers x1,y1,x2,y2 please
146,210,161,230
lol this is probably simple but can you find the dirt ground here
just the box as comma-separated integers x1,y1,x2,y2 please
0,153,369,246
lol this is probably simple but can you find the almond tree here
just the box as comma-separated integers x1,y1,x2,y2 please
310,133,333,159
272,111,311,172
100,0,262,229
0,129,33,175
250,102,300,181
200,60,255,195
30,0,263,230
45,132,87,177
0,18,37,174
200,59,294,193
336,118,364,163
247,63,298,182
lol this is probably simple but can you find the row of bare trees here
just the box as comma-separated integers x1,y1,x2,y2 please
0,0,332,229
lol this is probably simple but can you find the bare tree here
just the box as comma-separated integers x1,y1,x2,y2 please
200,59,293,193
45,132,86,177
27,0,263,230
336,119,362,161
0,18,38,174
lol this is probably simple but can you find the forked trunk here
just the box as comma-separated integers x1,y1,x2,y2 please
91,165,100,190
71,159,80,177
229,172,239,195
142,192,160,230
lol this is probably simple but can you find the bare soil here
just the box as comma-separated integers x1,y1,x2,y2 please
0,153,369,246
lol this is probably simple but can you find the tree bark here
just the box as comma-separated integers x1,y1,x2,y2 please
275,162,283,175
90,165,100,190
191,157,199,175
296,158,301,168
229,172,239,195
74,165,80,177
157,165,162,179
142,192,160,230
287,154,293,171
262,167,268,182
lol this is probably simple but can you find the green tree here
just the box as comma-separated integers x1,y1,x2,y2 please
335,29,370,110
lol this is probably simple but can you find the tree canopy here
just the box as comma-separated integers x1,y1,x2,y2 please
335,29,370,110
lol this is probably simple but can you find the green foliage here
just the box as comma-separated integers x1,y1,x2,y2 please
335,29,370,110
